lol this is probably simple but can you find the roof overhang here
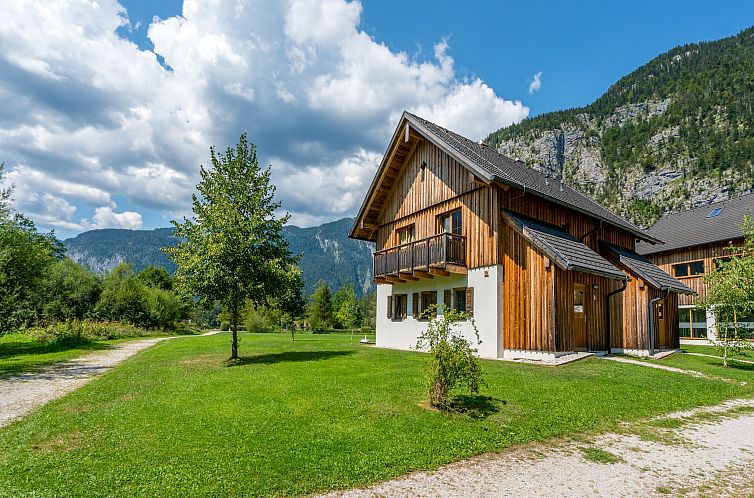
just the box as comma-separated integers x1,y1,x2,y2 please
502,210,628,281
604,243,694,294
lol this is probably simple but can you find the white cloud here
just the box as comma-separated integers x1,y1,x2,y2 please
0,0,529,236
528,71,543,94
86,206,144,230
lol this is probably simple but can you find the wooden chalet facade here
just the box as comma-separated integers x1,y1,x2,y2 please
350,112,693,359
637,193,754,341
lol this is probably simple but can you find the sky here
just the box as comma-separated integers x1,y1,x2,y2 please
1,1,752,239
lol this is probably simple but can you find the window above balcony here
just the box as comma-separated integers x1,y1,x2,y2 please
438,209,462,236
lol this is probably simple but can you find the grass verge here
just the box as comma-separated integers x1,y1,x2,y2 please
0,333,751,496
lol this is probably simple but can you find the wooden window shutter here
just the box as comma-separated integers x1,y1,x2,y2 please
387,295,393,319
412,293,419,318
466,287,474,317
443,289,452,310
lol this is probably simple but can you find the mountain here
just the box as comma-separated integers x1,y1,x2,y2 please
486,27,754,228
63,218,375,297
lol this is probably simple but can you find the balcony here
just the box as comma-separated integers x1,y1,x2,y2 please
373,233,467,283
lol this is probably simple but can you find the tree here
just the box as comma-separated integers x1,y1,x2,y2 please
701,216,754,366
164,134,295,359
0,164,61,331
138,265,173,290
43,259,101,322
95,263,152,327
308,280,333,330
334,282,362,335
416,305,484,410
276,266,306,340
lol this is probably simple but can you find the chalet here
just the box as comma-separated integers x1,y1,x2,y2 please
350,112,692,360
636,193,754,342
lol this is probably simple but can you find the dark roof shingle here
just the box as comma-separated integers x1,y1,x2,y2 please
502,210,628,281
605,244,694,294
405,112,660,244
636,193,754,256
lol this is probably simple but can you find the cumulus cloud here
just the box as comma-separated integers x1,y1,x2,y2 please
86,207,144,230
0,0,529,236
528,71,543,94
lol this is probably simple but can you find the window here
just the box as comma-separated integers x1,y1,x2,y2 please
397,224,415,245
437,209,462,235
707,207,725,218
454,288,467,313
573,288,585,313
419,291,437,319
672,260,705,278
392,294,407,320
678,307,707,339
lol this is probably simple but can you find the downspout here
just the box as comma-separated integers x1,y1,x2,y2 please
648,289,669,356
605,279,628,355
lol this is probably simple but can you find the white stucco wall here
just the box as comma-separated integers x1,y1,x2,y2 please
376,265,503,359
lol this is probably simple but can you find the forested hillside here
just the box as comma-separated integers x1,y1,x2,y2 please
487,27,754,227
63,218,375,297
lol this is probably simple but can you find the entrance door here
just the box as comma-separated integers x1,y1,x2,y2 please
657,302,668,349
573,284,587,351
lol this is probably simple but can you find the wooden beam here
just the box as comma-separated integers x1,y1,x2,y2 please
385,275,406,283
444,264,468,275
374,277,391,285
412,270,433,279
399,272,419,281
428,268,450,277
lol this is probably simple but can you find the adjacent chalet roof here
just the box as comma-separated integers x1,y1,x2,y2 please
502,211,628,281
605,244,694,294
350,111,661,244
636,193,754,256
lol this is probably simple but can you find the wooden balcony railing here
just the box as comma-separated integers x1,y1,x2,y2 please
373,233,466,279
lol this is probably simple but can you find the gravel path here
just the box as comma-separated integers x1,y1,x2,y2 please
322,398,754,498
0,331,220,428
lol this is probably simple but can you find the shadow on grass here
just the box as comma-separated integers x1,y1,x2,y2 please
225,350,355,366
449,394,505,419
0,337,107,360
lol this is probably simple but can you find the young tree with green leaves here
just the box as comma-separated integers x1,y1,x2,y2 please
702,215,754,366
308,280,333,330
164,134,295,359
43,259,102,322
334,282,362,336
416,305,484,410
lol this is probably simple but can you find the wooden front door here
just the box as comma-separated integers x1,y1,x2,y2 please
657,302,668,349
573,284,587,351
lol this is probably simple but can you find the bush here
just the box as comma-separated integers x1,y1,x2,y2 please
29,320,159,343
311,326,329,335
43,259,101,322
147,287,189,330
416,305,484,411
94,264,152,327
220,321,230,331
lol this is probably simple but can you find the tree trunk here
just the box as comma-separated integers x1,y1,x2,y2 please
230,302,239,360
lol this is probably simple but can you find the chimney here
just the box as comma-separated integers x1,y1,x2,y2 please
478,139,489,149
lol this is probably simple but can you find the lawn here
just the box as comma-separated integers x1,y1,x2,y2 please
682,343,754,361
0,333,134,377
0,333,751,497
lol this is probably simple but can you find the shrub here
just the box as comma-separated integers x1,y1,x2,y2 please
416,305,484,411
30,320,158,343
147,287,189,330
94,263,152,327
311,326,329,335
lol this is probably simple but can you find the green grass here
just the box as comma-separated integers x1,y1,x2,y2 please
682,343,754,362
0,333,751,496
0,331,177,377
579,447,623,464
647,351,754,384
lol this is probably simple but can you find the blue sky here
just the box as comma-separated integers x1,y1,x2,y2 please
1,0,752,238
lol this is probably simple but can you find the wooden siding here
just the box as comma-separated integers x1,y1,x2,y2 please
554,269,616,352
502,225,555,351
610,280,680,350
647,241,743,306
376,140,501,269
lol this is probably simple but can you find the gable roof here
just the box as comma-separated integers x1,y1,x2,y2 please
636,193,754,256
605,244,694,294
350,112,660,244
502,210,628,281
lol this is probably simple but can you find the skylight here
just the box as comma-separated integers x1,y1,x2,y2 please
707,207,725,218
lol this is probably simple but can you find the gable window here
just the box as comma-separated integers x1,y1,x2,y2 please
397,224,415,245
437,209,462,235
672,260,705,278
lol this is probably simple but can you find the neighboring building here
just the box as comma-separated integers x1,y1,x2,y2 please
637,193,754,342
350,112,692,360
